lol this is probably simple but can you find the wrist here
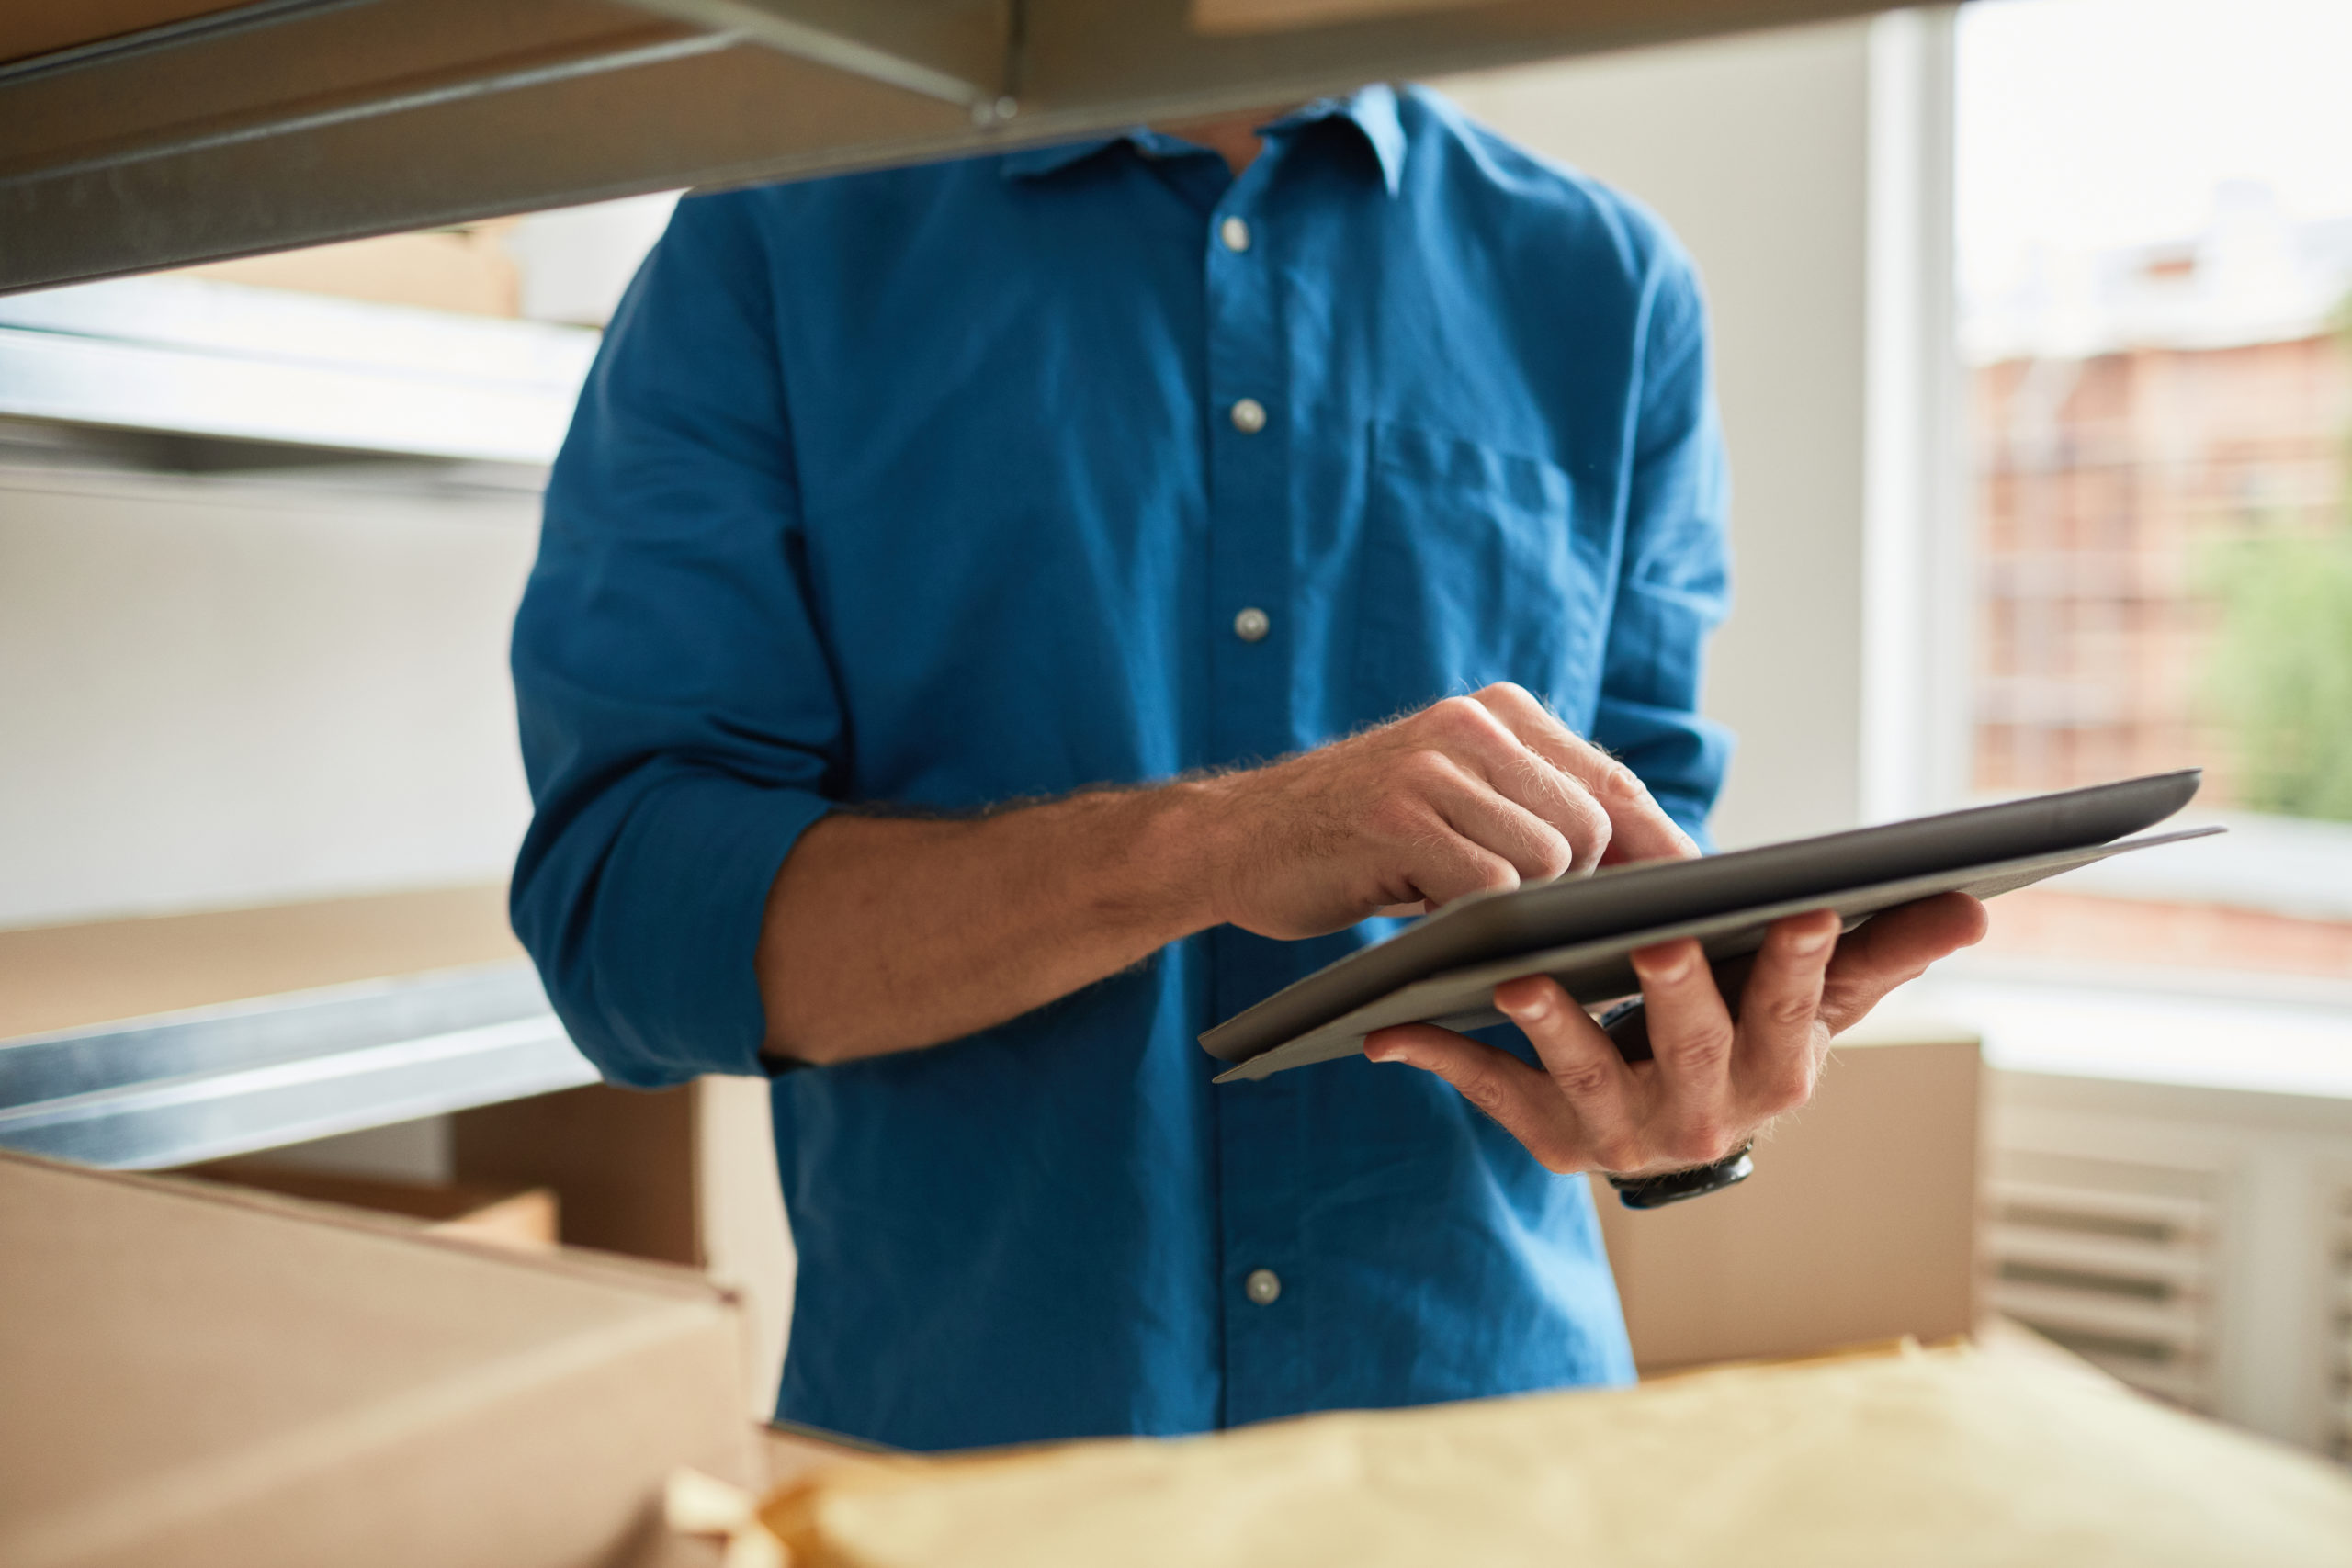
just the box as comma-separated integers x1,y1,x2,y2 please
1086,775,1232,940
1128,774,1241,937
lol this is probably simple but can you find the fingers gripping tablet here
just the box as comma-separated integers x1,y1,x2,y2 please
1203,771,2217,1083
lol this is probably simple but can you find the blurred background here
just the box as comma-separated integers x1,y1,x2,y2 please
3,0,2347,1468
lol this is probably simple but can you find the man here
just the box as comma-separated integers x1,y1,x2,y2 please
512,84,1984,1452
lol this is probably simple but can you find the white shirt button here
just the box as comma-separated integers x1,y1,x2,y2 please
1245,1268,1282,1305
1220,215,1251,253
1229,397,1267,434
1233,606,1271,643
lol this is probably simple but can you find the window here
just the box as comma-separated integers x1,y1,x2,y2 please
1951,0,2352,995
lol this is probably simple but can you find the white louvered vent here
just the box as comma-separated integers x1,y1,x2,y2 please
2331,1183,2352,1462
1984,1149,2222,1413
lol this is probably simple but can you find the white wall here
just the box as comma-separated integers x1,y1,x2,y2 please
507,193,679,327
0,464,537,929
1441,18,1895,847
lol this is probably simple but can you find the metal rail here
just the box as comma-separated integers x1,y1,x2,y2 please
0,963,598,1169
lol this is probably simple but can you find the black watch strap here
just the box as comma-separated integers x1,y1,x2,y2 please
1588,993,1757,1207
1605,1143,1755,1209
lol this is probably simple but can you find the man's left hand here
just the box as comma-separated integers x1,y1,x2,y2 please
1363,892,1988,1176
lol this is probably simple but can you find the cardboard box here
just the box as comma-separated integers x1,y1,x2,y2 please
174,228,522,320
455,1076,797,1417
1596,1033,1982,1371
0,1149,758,1568
177,1158,560,1249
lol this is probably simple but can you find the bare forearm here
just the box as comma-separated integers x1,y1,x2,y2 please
757,683,1699,1068
756,784,1217,1065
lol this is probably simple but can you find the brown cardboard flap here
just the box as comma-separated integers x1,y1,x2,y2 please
0,1150,754,1568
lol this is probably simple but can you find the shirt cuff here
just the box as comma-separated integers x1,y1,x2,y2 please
586,773,833,1084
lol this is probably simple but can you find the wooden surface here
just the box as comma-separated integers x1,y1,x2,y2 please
0,883,522,1040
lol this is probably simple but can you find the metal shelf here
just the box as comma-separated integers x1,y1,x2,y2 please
0,0,1890,294
0,962,598,1169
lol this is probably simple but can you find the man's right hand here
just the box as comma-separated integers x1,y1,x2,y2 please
1182,682,1698,942
762,682,1695,1064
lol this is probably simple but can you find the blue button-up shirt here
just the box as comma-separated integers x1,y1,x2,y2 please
513,84,1731,1452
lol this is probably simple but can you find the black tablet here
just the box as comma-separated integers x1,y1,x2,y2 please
1200,770,2218,1083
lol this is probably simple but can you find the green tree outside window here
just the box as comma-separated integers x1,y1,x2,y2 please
2201,299,2352,822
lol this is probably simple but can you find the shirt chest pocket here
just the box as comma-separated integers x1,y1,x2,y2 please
1352,421,1613,731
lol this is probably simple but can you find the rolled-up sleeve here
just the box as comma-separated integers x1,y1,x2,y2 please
1592,244,1735,845
511,193,836,1087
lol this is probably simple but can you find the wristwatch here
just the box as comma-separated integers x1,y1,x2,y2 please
1593,996,1757,1209
1605,1143,1756,1209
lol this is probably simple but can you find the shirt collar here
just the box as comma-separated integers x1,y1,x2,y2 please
999,83,1406,197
